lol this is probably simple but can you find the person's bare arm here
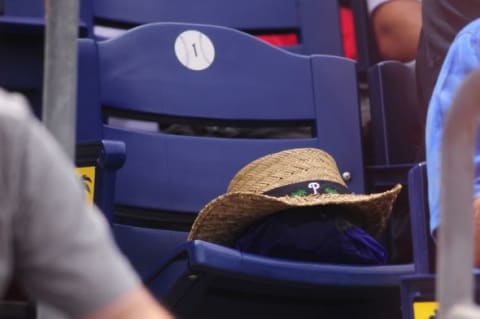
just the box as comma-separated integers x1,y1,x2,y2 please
85,286,174,319
371,0,422,62
473,198,480,266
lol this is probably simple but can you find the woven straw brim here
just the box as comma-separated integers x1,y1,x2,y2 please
188,184,402,246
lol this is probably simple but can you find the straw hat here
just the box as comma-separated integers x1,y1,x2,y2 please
188,148,402,246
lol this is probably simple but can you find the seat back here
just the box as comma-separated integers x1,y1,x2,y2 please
368,61,422,165
77,22,364,229
408,163,436,274
93,0,343,56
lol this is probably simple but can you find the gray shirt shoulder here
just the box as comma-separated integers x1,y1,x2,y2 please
0,89,139,318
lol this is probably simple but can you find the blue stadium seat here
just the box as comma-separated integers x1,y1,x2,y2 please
406,163,435,274
75,141,126,223
0,0,93,117
366,61,422,265
77,22,413,319
92,0,343,56
0,0,93,36
399,163,437,319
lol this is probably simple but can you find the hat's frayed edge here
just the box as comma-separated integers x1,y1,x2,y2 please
188,184,402,245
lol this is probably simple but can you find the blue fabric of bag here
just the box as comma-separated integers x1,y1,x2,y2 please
234,207,387,265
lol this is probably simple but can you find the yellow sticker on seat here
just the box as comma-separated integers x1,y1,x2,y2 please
413,301,438,319
76,166,95,204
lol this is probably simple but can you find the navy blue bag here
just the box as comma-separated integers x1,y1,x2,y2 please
234,206,387,265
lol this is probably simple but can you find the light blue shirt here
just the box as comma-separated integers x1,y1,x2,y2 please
426,18,480,235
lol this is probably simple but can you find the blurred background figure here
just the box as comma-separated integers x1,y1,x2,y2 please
416,0,480,112
368,0,422,62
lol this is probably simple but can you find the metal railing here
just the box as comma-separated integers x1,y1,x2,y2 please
42,0,79,161
38,3,79,318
